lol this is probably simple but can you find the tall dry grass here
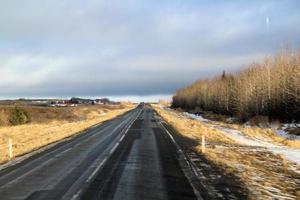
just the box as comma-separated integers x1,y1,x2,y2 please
154,106,236,145
0,104,134,164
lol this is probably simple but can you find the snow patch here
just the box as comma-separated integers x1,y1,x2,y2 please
215,126,300,165
274,123,300,140
183,112,211,123
182,112,300,165
276,129,300,140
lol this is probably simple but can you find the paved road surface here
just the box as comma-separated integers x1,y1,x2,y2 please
0,104,198,200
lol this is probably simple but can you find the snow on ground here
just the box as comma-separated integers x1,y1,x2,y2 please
276,129,300,140
182,112,300,165
183,112,211,123
185,111,300,141
275,123,300,140
216,126,300,165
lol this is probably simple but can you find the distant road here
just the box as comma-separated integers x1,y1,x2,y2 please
0,104,198,200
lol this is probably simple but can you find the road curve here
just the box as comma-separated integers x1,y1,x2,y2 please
0,104,198,200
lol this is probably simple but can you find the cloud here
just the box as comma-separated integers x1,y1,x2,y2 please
0,54,68,87
0,0,299,99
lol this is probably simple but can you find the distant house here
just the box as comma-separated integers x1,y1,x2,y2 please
49,100,68,107
68,97,117,105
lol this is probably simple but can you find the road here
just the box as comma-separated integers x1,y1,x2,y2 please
0,104,198,200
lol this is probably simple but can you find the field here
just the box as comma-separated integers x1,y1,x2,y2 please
153,105,300,199
0,103,135,164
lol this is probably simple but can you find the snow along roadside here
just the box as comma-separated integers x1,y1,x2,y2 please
182,112,300,165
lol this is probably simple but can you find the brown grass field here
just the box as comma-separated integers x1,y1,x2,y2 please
0,103,135,164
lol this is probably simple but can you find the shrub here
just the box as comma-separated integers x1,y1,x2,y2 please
9,107,31,125
248,116,269,127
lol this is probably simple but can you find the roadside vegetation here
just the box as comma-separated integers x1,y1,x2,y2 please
172,49,300,123
0,103,134,164
9,107,31,125
153,105,300,199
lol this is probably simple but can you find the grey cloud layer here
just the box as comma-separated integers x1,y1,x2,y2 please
0,0,300,98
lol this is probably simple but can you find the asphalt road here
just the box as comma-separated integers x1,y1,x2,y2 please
0,104,198,200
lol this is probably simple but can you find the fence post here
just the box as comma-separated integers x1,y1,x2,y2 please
201,135,205,153
8,138,13,160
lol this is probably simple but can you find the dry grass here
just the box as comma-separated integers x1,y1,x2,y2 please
154,106,235,145
0,109,10,126
0,103,135,164
187,110,300,148
203,148,300,199
0,104,129,126
152,105,300,199
211,121,300,148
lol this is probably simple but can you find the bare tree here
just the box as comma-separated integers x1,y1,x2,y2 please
172,48,300,122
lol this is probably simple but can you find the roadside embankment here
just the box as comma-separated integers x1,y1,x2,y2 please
152,104,300,200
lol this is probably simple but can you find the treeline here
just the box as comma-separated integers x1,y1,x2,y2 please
172,49,300,122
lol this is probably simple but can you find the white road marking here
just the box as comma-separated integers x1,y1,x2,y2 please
71,189,82,200
86,158,108,183
0,115,130,188
67,108,146,199
159,120,203,199
0,123,114,183
119,134,125,142
83,108,142,186
160,122,177,145
109,142,119,155
55,148,72,157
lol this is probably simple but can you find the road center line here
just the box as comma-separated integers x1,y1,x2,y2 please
75,108,142,199
86,158,108,183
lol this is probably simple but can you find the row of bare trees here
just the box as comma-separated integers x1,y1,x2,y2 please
172,50,300,122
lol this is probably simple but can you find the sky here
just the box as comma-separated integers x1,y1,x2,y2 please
0,0,300,102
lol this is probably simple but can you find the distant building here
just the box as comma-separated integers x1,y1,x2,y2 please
70,97,93,104
65,97,118,106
